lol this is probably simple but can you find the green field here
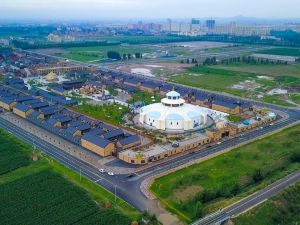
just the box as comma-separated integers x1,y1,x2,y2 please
128,90,161,105
171,66,256,97
171,64,300,106
60,44,155,62
75,102,129,125
234,181,300,225
0,170,132,225
0,128,141,225
150,124,300,223
213,63,300,78
0,129,31,175
257,47,300,57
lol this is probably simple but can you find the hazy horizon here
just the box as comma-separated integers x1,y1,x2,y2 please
1,0,300,21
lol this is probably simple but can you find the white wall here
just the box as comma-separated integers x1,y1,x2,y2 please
165,119,184,130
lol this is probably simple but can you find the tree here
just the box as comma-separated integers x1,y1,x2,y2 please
135,52,142,58
107,51,121,60
127,53,132,60
252,169,264,183
290,152,300,163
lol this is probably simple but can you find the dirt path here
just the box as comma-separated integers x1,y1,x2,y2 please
147,200,184,225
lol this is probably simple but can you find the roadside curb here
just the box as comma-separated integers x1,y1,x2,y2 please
141,120,300,200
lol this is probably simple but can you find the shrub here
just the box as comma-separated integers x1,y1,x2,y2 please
290,152,300,163
252,169,264,183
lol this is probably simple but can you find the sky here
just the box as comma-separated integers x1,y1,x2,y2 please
1,0,300,21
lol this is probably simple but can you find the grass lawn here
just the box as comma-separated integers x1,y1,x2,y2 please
150,124,300,223
290,93,300,104
0,128,141,225
75,102,129,125
257,47,300,57
107,85,119,96
227,115,243,123
233,181,300,225
128,90,161,105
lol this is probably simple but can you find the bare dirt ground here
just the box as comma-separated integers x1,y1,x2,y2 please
32,48,69,55
173,185,203,202
109,62,192,79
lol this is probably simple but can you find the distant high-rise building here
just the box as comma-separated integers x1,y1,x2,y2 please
191,18,200,25
167,18,172,32
206,19,216,29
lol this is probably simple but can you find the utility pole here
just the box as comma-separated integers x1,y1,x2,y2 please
80,168,82,182
114,185,117,202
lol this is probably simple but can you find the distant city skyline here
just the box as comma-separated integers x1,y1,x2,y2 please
1,0,300,21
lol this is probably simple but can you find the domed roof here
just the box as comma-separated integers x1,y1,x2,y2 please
166,113,184,120
148,111,161,119
166,91,180,98
187,111,201,119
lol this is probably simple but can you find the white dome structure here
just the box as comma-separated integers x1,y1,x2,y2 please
139,91,208,131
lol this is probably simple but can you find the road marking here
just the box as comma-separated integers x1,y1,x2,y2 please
226,171,300,214
94,178,102,183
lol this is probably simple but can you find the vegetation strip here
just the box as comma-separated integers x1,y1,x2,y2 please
150,124,300,223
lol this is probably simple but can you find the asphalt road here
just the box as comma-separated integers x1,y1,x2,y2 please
0,116,150,211
0,110,299,214
192,169,300,225
8,49,300,223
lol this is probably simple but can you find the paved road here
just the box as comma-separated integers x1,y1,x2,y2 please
130,116,298,179
7,49,300,223
1,111,299,213
0,116,151,211
192,169,300,225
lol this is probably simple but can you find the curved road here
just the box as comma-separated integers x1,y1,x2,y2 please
192,169,300,225
3,49,300,224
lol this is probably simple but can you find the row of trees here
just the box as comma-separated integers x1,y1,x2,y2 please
107,51,142,60
220,56,289,65
180,58,198,64
12,40,120,49
188,55,293,68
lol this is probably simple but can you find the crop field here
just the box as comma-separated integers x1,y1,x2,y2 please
0,129,31,175
257,47,300,57
0,170,131,225
150,124,300,223
0,129,139,225
171,63,300,106
76,102,130,125
234,181,300,225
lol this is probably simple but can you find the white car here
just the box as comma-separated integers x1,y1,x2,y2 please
107,172,114,176
99,169,105,173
